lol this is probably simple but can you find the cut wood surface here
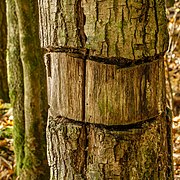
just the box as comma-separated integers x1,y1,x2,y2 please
47,53,84,121
85,58,166,125
47,52,165,125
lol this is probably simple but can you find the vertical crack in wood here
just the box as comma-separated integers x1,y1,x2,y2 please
82,49,89,122
142,0,150,56
121,7,125,46
76,124,87,177
165,107,174,179
45,53,51,77
104,23,110,57
95,1,99,23
125,0,130,20
75,0,87,48
113,0,118,22
153,0,159,55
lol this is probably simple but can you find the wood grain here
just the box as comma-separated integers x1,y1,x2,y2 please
47,53,84,121
85,59,165,125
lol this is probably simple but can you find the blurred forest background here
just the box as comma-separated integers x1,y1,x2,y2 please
166,1,180,178
0,1,180,179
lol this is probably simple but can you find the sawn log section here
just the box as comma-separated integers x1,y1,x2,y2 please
45,46,165,125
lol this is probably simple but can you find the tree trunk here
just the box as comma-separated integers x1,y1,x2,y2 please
13,0,50,179
0,0,9,102
39,0,173,179
6,0,25,177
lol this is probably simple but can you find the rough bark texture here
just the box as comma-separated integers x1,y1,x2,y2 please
39,0,168,59
39,0,172,179
6,0,25,176
47,115,170,180
0,0,9,102
14,0,50,179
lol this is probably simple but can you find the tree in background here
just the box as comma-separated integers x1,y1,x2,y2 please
0,0,9,102
6,0,24,177
6,0,49,179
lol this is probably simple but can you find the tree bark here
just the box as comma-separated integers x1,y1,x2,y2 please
6,0,25,177
13,0,50,179
0,0,9,102
39,0,173,179
47,115,170,180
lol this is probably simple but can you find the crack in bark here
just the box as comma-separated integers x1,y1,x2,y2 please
42,46,165,68
142,0,150,56
52,0,60,46
45,54,51,77
113,0,118,22
48,112,164,132
121,7,125,46
104,23,110,56
75,0,87,47
115,34,120,57
82,49,89,122
125,0,130,20
153,0,159,54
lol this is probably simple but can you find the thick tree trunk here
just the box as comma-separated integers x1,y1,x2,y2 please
6,0,25,177
47,115,169,180
14,0,49,179
0,0,9,102
39,0,173,179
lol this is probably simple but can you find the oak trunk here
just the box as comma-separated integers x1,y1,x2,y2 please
39,0,173,179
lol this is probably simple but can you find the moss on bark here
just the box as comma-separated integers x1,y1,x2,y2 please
6,0,25,177
6,0,49,179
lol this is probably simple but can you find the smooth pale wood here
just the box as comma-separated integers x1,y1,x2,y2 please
85,59,166,125
48,53,84,121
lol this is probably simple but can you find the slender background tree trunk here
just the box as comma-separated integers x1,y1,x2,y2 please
6,0,50,179
6,0,25,177
0,0,9,102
